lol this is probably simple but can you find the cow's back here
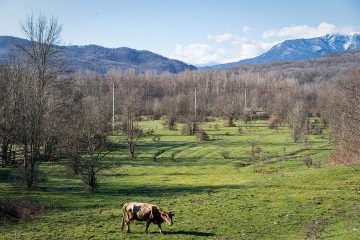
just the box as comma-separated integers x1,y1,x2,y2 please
123,202,156,221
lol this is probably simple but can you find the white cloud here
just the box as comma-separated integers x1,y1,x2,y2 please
207,33,233,43
230,36,248,45
262,22,337,40
242,26,251,33
171,43,234,65
170,22,357,66
171,40,275,66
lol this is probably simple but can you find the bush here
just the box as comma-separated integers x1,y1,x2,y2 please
181,121,198,136
151,134,161,142
151,112,161,120
12,163,46,189
225,118,236,127
205,116,217,122
267,115,279,129
220,151,230,159
81,159,100,192
327,151,360,166
170,152,177,162
0,200,43,221
66,154,82,175
304,156,313,168
196,129,209,141
306,119,323,135
153,149,166,162
163,115,177,130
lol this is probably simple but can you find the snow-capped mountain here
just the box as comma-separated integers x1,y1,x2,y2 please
202,33,360,70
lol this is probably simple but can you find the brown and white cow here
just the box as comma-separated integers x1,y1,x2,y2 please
121,202,174,234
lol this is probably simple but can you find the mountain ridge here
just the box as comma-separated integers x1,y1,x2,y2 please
0,36,197,74
201,33,360,70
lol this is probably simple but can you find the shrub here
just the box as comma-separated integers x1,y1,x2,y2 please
151,134,161,142
238,125,243,134
67,154,82,175
170,152,177,161
81,159,100,192
0,200,43,221
196,129,209,141
153,149,166,162
181,121,198,136
205,116,217,122
12,163,46,189
304,156,313,168
163,115,177,130
220,151,230,159
327,151,360,166
225,118,236,127
267,115,279,129
151,112,161,120
303,136,310,150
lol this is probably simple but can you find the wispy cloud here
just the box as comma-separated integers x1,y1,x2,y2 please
242,25,251,33
207,33,233,43
262,22,358,40
262,22,336,40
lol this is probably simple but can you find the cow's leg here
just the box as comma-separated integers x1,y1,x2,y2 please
145,219,151,234
121,215,125,231
125,220,131,233
121,209,127,231
157,223,163,234
125,212,134,233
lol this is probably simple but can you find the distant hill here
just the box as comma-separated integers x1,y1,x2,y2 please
221,49,360,84
202,34,360,70
0,36,197,74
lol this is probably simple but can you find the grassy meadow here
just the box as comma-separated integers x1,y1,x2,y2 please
1,119,360,239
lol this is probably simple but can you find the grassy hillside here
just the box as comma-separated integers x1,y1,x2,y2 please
1,120,359,239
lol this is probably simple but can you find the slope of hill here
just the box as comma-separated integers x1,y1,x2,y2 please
222,49,360,84
0,36,197,74
203,34,360,70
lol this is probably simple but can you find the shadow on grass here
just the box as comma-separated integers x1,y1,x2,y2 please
166,230,215,237
97,183,248,198
0,168,12,183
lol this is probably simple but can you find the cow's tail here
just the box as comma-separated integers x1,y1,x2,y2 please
121,203,128,231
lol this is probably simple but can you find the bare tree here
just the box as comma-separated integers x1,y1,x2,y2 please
13,14,62,189
0,65,18,166
288,101,307,142
325,70,360,162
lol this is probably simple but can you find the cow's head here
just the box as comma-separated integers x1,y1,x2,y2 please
162,211,175,225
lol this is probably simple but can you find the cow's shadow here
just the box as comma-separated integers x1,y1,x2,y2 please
164,230,215,237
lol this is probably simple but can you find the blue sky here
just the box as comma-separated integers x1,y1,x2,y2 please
0,0,359,65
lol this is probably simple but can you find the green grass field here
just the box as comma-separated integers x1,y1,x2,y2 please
1,120,360,239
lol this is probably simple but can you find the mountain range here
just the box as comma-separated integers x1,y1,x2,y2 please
0,36,197,74
202,33,360,70
1,34,360,73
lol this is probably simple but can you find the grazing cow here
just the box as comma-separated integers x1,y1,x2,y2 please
121,202,174,234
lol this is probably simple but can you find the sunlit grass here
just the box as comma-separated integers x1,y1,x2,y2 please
1,120,359,239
